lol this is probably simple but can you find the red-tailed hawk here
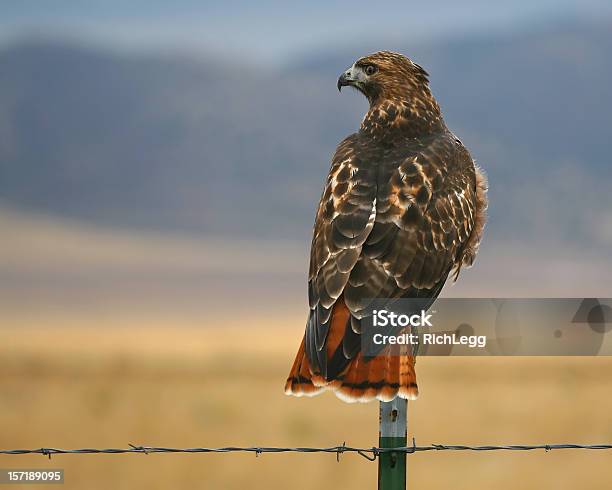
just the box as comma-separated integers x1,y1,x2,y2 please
285,51,487,403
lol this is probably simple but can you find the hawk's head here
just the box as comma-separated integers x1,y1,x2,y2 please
337,51,430,105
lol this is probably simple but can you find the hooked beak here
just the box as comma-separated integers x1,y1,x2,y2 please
337,64,366,93
337,71,352,92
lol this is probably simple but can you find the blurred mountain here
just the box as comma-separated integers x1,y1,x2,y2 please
1,19,611,247
0,42,356,238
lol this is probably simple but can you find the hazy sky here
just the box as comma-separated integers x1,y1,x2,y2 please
2,0,611,62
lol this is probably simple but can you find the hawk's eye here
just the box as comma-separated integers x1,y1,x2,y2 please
365,64,378,75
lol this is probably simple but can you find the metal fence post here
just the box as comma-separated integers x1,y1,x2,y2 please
378,398,407,490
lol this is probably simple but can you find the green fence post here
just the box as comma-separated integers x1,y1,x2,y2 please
378,398,407,490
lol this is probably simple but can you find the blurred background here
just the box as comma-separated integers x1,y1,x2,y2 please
1,1,612,488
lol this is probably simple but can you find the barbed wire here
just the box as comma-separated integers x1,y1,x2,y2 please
2,441,612,461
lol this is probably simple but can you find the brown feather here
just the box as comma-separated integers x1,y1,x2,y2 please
286,50,487,403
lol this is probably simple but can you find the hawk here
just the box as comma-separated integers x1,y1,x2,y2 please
285,51,487,403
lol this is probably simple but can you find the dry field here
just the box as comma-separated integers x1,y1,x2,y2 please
1,324,612,489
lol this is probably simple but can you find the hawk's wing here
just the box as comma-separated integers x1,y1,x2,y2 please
299,133,486,396
305,134,378,379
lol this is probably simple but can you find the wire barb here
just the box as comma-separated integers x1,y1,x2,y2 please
336,442,346,462
128,444,148,455
1,443,612,460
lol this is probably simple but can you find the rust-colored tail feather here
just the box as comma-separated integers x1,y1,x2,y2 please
285,300,419,403
334,348,418,403
284,335,326,397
